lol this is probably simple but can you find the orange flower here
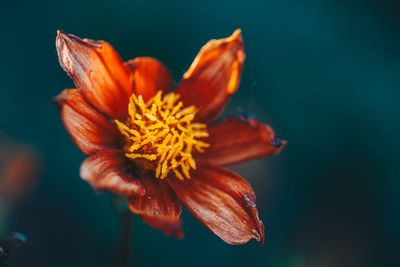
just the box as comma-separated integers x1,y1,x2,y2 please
54,29,286,244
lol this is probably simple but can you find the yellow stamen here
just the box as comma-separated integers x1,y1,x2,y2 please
115,91,209,180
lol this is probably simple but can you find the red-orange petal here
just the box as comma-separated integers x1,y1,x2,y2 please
140,215,184,239
54,89,121,155
80,149,145,196
127,57,173,102
128,172,182,238
168,163,264,245
56,31,133,121
194,117,286,166
176,29,245,122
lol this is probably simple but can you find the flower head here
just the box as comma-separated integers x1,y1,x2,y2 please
54,29,286,244
114,91,209,180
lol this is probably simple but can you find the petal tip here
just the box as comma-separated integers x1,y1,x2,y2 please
56,30,62,39
56,31,78,50
274,139,287,154
175,229,184,239
56,31,99,54
52,89,76,108
52,94,63,108
56,30,70,48
231,29,243,41
56,31,77,75
256,221,265,245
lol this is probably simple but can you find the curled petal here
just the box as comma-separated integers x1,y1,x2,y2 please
56,31,133,120
195,117,286,166
80,149,145,196
128,57,173,102
168,164,264,245
176,29,245,122
128,173,182,238
54,89,121,155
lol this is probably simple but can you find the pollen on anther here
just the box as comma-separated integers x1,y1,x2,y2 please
115,91,209,180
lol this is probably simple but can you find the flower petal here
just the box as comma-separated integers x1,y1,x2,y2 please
56,31,133,120
54,89,121,155
128,173,182,238
80,149,145,196
140,215,184,239
127,57,173,102
195,117,286,166
168,163,264,245
176,29,245,122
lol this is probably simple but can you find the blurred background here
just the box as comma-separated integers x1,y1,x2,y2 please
1,0,399,266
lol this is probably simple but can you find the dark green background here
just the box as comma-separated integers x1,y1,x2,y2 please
1,0,399,266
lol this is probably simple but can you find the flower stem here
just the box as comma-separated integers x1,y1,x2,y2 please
116,210,133,267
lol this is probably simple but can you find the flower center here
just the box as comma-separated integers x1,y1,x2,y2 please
115,91,209,180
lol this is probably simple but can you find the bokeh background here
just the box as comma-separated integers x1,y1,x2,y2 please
1,0,399,266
